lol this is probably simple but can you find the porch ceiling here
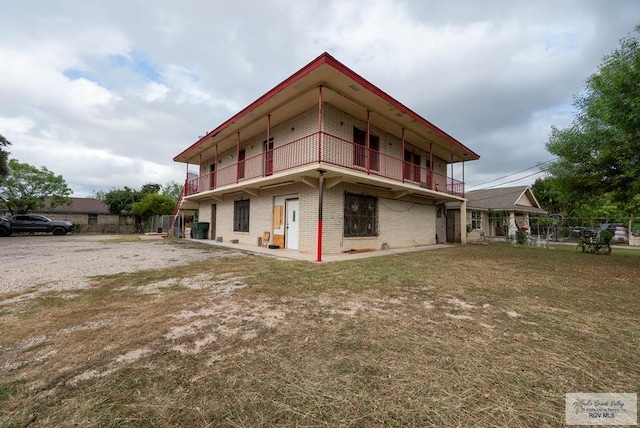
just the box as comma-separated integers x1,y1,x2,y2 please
174,53,479,166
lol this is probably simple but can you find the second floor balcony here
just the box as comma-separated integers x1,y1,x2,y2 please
183,131,465,200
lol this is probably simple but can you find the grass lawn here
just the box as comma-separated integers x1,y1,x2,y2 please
0,243,638,427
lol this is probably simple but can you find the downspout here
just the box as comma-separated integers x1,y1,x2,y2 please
317,85,323,163
317,169,326,262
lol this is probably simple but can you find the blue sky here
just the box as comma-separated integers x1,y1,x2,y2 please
0,0,638,196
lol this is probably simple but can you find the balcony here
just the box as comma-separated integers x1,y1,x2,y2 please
183,131,464,198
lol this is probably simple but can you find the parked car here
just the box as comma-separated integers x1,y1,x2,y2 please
600,223,628,244
4,214,74,236
0,217,10,237
571,227,597,239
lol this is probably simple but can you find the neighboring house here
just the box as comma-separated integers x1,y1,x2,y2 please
446,186,547,242
36,197,135,233
173,52,480,260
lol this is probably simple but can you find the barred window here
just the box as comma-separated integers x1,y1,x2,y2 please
234,199,250,232
344,193,378,237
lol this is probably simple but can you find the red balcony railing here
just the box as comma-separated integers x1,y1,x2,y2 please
184,131,464,197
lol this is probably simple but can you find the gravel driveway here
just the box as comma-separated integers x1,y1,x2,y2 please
0,235,216,295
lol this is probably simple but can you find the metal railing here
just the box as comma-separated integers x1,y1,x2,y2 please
184,131,464,197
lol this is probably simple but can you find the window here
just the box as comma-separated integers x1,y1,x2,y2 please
234,199,250,232
344,193,378,237
88,213,98,225
119,215,128,225
471,210,482,230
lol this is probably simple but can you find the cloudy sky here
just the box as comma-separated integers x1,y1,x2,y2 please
1,1,638,197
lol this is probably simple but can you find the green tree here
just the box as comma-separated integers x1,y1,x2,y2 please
102,183,162,215
103,186,141,215
130,193,175,223
0,159,72,215
546,25,640,223
531,177,572,215
161,180,183,201
0,134,11,180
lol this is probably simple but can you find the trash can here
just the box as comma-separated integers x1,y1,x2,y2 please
192,222,210,239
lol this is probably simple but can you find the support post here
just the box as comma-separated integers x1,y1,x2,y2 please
317,85,323,162
236,132,240,183
317,170,326,262
429,142,433,190
460,199,467,245
366,110,370,174
401,129,405,183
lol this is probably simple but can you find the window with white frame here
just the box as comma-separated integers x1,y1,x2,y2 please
471,210,482,230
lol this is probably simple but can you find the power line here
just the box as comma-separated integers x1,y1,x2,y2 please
481,170,547,189
466,158,556,190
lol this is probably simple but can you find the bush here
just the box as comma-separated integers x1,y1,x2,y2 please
599,230,613,245
515,229,528,245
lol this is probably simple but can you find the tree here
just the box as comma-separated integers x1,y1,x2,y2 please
161,180,183,201
531,177,573,215
0,159,72,215
102,183,162,215
129,193,175,224
0,134,11,180
546,25,640,223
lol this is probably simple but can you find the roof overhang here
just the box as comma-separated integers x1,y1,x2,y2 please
174,52,479,165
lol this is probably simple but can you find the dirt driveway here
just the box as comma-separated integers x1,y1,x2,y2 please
0,235,218,295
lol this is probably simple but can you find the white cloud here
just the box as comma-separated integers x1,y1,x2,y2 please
0,0,638,196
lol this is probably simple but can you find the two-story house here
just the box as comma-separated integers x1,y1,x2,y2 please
173,53,479,261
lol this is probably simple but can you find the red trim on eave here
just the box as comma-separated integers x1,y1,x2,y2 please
174,52,479,162
174,52,332,162
321,54,479,160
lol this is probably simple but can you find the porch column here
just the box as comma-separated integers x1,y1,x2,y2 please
366,110,371,173
317,85,323,162
236,132,240,183
429,142,433,189
460,199,467,245
523,212,530,233
509,212,517,240
266,114,271,177
462,160,465,197
450,154,454,192
401,129,406,183
214,144,218,189
317,169,326,262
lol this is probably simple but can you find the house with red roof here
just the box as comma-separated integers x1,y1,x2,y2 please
173,53,479,260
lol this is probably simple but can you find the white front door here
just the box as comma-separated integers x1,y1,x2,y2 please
285,199,299,250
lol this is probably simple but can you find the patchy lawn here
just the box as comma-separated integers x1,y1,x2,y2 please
1,243,638,427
